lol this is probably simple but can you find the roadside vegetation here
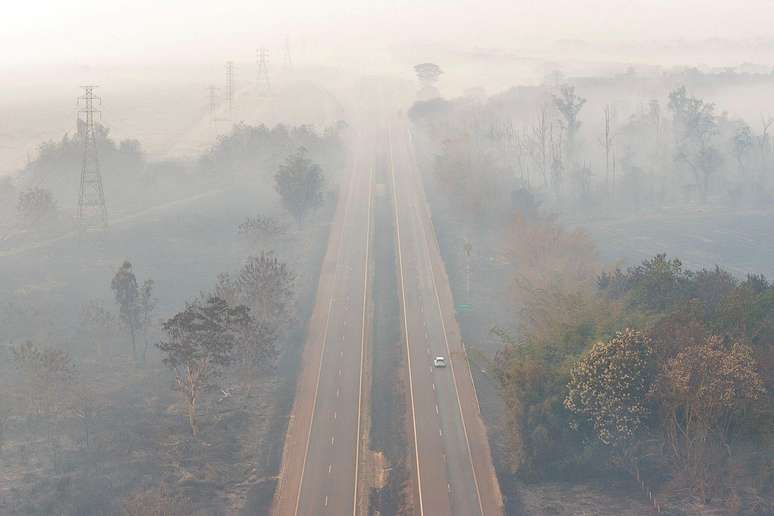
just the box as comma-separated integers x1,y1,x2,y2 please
0,120,342,514
410,66,774,514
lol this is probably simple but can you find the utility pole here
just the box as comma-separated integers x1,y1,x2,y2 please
77,85,108,231
207,84,219,124
256,47,271,97
226,61,234,119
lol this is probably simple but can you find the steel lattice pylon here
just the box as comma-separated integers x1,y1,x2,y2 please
77,85,108,231
256,47,271,97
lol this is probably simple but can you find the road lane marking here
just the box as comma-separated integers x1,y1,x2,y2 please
388,121,424,516
331,436,335,446
336,388,340,399
338,369,342,377
334,411,337,420
435,404,439,415
329,464,332,474
325,496,328,507
353,164,374,516
439,428,443,437
292,297,335,516
432,383,435,391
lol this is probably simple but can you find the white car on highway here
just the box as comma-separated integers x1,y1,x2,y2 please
433,356,447,368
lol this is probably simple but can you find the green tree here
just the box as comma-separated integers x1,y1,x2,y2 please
111,261,140,362
16,187,57,228
274,147,325,224
157,296,252,436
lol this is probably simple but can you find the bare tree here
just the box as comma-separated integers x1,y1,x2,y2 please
598,104,617,195
549,121,565,200
755,115,773,188
668,86,722,201
238,214,288,247
13,341,75,470
138,279,157,364
531,103,551,190
553,84,586,166
235,252,295,330
80,300,117,359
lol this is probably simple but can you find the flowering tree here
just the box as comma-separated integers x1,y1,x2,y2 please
565,328,655,451
655,336,765,499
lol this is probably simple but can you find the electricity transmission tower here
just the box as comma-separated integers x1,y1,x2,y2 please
283,36,292,69
226,61,234,119
207,84,219,124
77,85,108,231
256,47,271,97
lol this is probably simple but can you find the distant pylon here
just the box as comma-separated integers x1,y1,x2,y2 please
256,47,271,97
207,84,219,124
284,36,292,69
77,85,108,231
226,61,234,119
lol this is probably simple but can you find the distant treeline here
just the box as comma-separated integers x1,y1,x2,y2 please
0,121,345,227
409,69,774,218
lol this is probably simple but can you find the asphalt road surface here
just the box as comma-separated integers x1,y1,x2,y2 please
272,131,373,516
387,115,503,516
272,102,501,515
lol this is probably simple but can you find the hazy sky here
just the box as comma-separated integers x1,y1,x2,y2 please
3,1,773,67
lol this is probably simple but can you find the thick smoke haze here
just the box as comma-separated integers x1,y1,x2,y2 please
3,1,774,66
2,3,774,516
